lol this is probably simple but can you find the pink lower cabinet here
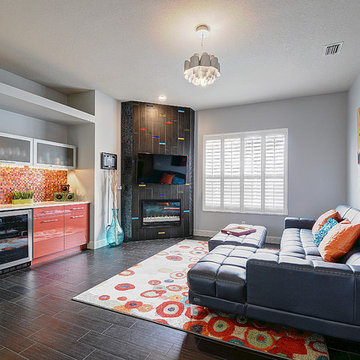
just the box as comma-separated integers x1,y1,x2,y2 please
33,204,89,264
64,208,89,249
33,206,65,259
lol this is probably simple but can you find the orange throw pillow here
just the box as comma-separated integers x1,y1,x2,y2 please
318,221,360,262
160,173,175,184
312,209,342,235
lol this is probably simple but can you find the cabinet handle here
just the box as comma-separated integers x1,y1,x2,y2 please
41,219,58,223
71,215,84,219
70,207,84,210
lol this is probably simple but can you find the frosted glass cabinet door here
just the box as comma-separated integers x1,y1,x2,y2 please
34,139,76,169
0,132,33,165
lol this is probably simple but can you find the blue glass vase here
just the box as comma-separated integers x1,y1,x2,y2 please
106,209,124,247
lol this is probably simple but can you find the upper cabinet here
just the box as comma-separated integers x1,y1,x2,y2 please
34,139,76,169
0,132,76,169
0,132,33,165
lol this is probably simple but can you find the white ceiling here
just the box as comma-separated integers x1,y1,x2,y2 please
0,0,359,110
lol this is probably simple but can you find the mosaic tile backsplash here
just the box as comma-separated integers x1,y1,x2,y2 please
0,166,67,204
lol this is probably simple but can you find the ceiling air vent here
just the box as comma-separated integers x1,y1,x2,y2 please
323,42,343,56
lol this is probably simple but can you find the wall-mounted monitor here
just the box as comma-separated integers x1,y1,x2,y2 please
101,152,117,170
137,153,187,185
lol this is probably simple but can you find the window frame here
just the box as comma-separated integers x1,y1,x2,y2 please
202,128,288,216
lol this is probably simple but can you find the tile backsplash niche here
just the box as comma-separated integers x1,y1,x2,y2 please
0,165,67,204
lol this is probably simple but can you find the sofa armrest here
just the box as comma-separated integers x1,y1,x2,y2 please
284,217,315,230
246,249,357,324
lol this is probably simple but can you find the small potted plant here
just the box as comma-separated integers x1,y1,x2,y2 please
10,191,34,205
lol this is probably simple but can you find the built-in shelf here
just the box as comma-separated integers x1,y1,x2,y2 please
0,82,95,125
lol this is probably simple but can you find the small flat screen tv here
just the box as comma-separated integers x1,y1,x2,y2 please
137,153,187,185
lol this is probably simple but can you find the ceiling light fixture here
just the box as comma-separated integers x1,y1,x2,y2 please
158,95,167,101
184,24,220,87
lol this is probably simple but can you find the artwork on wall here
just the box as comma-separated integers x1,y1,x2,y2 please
357,108,360,164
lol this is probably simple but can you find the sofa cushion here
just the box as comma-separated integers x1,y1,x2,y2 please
319,221,360,262
337,205,360,224
312,209,342,235
281,228,321,257
208,225,267,251
187,245,258,303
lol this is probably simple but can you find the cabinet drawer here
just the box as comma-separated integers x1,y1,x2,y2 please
34,206,65,218
65,212,89,249
64,204,88,214
33,215,65,258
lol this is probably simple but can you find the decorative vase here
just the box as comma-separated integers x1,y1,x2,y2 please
106,209,124,247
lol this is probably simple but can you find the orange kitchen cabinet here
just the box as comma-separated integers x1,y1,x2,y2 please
64,206,89,249
32,204,89,264
64,204,88,214
33,206,65,259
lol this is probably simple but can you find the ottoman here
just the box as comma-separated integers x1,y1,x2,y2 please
208,224,267,251
187,244,258,315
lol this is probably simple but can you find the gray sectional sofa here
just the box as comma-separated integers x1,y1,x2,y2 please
187,205,360,341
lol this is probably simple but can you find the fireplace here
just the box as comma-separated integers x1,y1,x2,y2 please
141,200,181,227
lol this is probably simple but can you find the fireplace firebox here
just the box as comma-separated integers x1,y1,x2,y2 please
141,200,181,227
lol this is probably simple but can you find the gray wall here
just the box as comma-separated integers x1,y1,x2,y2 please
195,92,348,238
347,73,360,208
0,69,68,105
0,109,69,143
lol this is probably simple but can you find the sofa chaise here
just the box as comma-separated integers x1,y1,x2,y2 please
187,205,360,342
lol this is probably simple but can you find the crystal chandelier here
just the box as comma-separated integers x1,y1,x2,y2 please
184,24,220,87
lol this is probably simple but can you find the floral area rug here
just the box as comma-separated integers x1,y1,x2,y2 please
73,239,329,360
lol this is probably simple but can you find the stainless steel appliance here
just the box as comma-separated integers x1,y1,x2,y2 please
0,209,32,272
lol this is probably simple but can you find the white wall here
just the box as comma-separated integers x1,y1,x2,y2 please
0,109,69,143
0,68,67,105
195,93,348,239
68,91,120,250
91,91,121,249
67,123,95,245
347,73,360,208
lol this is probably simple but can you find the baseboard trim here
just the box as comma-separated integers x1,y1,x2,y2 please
266,236,281,244
194,229,281,245
88,238,108,250
194,229,218,237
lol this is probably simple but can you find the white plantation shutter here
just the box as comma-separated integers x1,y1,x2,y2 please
203,129,287,214
204,139,222,209
265,134,286,213
243,136,262,211
223,138,241,209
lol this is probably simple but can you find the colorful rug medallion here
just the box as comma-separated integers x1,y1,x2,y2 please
73,240,329,360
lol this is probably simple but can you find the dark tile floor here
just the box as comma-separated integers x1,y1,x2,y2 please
0,237,358,360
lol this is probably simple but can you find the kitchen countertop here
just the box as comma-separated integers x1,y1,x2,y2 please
0,201,90,211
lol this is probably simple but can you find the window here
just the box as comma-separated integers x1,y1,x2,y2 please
203,128,288,215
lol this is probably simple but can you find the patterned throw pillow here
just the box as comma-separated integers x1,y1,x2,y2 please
313,218,338,247
312,209,342,235
319,221,360,262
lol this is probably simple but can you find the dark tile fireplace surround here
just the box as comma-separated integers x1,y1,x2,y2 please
121,101,195,241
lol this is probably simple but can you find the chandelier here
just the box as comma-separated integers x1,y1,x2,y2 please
184,24,220,87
